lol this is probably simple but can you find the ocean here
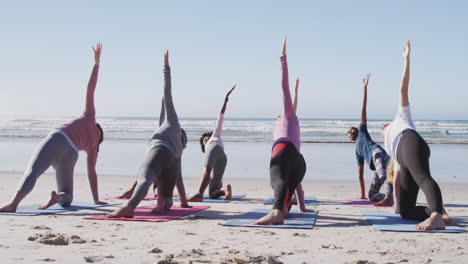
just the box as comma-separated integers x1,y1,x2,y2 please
0,116,467,183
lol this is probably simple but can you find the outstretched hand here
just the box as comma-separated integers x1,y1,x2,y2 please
92,43,102,65
225,85,236,101
281,36,287,56
295,78,299,92
164,50,169,66
362,73,371,88
403,40,410,59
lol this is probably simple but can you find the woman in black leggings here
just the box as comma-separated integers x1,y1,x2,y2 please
382,40,451,230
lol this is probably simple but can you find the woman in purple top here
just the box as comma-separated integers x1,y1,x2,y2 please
254,38,313,225
0,43,106,212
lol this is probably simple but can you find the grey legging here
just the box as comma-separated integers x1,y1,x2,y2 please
127,145,179,208
203,144,227,198
17,132,78,206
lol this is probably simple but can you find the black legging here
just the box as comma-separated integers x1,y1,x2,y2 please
270,142,306,212
397,129,443,221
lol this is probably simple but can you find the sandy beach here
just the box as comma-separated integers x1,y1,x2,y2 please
0,171,466,264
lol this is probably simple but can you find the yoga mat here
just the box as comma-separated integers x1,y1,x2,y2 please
223,209,318,229
84,205,210,222
105,192,181,201
264,196,318,206
346,199,392,208
363,211,466,233
0,202,118,216
184,194,246,203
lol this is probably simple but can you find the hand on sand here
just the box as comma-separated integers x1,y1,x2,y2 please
94,200,108,205
38,191,59,209
299,208,314,213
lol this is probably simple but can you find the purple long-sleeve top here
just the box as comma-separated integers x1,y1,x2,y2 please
272,55,300,151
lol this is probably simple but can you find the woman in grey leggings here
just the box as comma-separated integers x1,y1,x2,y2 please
0,43,107,212
106,51,189,218
188,85,236,202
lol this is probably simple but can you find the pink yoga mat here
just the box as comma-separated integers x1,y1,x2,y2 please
346,198,392,208
84,205,210,222
105,192,180,201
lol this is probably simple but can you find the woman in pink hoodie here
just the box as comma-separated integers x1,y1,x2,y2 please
0,43,106,212
254,38,313,225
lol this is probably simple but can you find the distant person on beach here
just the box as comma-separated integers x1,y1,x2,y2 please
382,40,451,230
188,86,236,202
253,37,313,225
347,73,394,206
106,51,189,218
0,43,107,212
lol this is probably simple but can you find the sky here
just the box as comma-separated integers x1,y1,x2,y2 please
0,1,466,120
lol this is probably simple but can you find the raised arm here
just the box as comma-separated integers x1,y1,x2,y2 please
280,37,295,117
293,78,299,111
400,40,410,107
84,43,102,116
162,50,179,122
220,85,236,114
159,98,165,126
360,73,371,125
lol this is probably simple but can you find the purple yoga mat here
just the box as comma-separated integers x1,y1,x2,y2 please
346,198,392,208
84,205,209,222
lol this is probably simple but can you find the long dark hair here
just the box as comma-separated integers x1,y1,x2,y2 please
199,131,213,153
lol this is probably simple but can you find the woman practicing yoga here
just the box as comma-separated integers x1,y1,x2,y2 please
0,43,106,212
254,38,312,225
382,40,451,230
188,85,236,202
347,73,393,206
106,50,189,218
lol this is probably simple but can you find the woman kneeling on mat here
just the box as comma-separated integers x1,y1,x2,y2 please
0,43,107,212
188,85,236,202
254,37,313,225
106,50,189,218
382,40,451,230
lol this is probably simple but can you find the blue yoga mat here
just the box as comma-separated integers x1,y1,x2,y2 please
182,194,246,203
264,196,318,206
363,211,466,233
223,209,318,229
0,202,118,216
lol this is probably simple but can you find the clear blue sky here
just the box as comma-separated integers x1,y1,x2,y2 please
0,1,467,120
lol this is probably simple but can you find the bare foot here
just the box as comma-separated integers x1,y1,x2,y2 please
105,205,134,218
117,189,133,199
252,209,284,225
442,209,452,226
374,195,394,207
38,191,59,209
187,193,203,202
223,184,232,200
291,194,298,205
414,212,446,230
0,203,17,213
151,199,172,214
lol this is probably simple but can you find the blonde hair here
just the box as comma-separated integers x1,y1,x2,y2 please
387,159,395,183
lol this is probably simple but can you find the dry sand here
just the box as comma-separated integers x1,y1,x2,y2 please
0,172,467,264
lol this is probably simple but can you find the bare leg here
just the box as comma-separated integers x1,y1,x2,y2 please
0,192,26,212
253,209,285,225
